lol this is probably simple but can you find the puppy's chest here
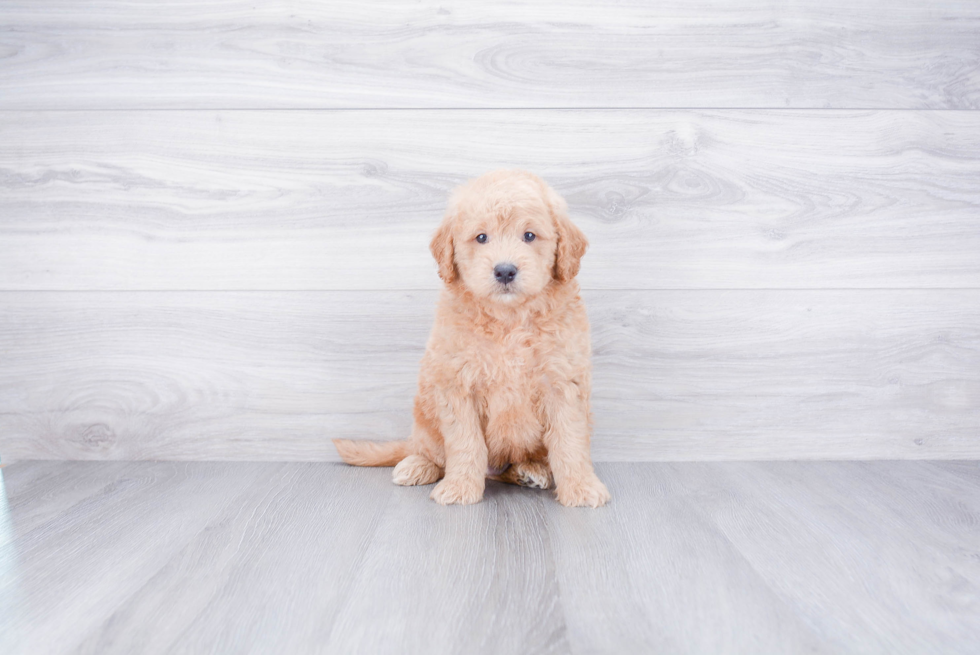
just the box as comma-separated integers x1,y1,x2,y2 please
465,328,555,393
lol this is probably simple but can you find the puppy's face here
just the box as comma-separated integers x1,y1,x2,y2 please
452,191,556,304
430,171,587,304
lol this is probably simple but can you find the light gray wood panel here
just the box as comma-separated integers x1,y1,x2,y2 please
74,463,393,655
327,479,567,654
0,1,977,109
929,460,980,488
594,289,980,460
2,110,979,291
0,460,139,543
1,289,977,462
0,461,282,655
0,291,434,461
670,461,980,652
2,461,979,654
545,463,829,653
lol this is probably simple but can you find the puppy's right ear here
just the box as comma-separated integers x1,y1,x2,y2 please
429,215,457,284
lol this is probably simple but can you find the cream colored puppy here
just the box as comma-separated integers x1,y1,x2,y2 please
334,170,609,507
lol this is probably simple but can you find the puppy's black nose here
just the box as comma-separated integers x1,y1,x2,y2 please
494,263,518,285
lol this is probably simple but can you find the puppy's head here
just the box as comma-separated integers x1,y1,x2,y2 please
430,170,587,304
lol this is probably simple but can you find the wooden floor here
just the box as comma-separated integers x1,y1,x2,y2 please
0,461,977,654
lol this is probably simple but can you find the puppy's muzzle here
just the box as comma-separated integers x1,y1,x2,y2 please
493,263,518,285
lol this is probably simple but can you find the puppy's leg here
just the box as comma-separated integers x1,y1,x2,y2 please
543,387,610,508
430,393,487,505
392,455,443,486
493,460,553,489
391,420,444,486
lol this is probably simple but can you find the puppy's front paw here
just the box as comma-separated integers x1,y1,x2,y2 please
392,455,442,486
556,475,610,508
430,477,484,505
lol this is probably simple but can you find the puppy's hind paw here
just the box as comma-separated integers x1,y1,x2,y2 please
430,477,484,505
494,461,553,489
556,475,610,508
515,461,552,489
392,455,443,486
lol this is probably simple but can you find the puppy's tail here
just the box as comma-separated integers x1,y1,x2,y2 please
333,439,410,467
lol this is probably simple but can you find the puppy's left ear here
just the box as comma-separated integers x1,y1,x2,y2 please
544,185,588,282
429,214,458,284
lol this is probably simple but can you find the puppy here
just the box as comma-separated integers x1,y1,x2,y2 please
334,170,609,507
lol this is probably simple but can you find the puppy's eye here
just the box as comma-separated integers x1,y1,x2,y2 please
476,234,488,244
523,232,536,243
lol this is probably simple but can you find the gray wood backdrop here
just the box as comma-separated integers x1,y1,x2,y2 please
1,0,978,461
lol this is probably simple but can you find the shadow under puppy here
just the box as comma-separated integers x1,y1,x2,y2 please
335,170,610,507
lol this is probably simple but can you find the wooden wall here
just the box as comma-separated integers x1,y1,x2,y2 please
1,1,978,461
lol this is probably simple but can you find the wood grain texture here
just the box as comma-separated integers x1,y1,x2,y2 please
327,478,567,654
2,461,979,654
668,461,980,652
0,461,281,654
1,289,977,462
75,463,393,655
0,460,139,541
2,110,979,290
544,463,829,653
0,1,977,109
